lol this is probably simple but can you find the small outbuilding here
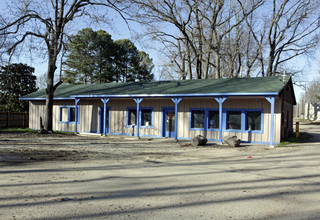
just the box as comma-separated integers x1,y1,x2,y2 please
21,76,296,146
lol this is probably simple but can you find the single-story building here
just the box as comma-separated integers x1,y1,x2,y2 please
20,76,296,146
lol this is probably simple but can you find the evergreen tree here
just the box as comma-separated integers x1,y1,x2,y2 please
0,63,38,112
64,28,115,84
113,39,139,82
64,29,153,84
136,51,154,82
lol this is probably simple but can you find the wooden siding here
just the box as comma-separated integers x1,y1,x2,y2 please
281,101,294,138
108,99,174,137
177,97,281,143
29,96,284,144
29,101,46,130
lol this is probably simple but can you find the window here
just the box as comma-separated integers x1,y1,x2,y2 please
190,109,219,130
128,109,137,126
246,111,261,131
191,110,205,128
141,109,152,127
227,111,241,130
127,108,153,128
70,107,76,122
208,110,219,129
225,109,263,132
59,106,79,124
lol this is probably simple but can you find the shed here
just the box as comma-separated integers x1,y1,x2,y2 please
21,76,296,146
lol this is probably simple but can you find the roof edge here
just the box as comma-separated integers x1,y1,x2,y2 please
20,92,279,101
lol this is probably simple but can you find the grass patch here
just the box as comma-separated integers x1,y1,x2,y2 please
0,128,38,134
279,132,312,146
0,128,75,136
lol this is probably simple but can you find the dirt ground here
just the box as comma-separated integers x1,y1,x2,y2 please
0,122,320,219
0,132,277,164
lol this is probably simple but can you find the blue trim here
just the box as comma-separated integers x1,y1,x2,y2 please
126,106,154,129
215,97,227,144
74,98,80,133
265,96,275,146
99,105,110,134
177,136,279,145
21,92,279,101
59,106,80,124
140,108,154,128
100,98,110,135
189,108,220,131
20,97,75,101
70,92,279,99
171,98,182,140
127,107,137,127
161,107,175,138
109,132,162,138
223,108,264,134
110,132,133,137
133,98,143,138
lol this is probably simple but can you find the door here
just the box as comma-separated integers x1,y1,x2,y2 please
99,106,109,134
163,109,175,137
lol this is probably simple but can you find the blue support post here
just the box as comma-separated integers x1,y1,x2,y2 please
265,96,275,146
133,98,143,138
74,98,80,133
214,97,227,144
101,98,110,136
171,97,182,141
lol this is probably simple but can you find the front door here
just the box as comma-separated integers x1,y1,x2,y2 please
99,106,109,134
163,109,175,137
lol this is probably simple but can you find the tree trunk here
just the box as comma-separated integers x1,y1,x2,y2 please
267,45,275,77
196,56,202,79
44,50,57,132
204,53,211,79
215,52,221,78
186,45,192,79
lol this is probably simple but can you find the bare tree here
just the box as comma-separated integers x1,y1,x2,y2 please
266,1,320,76
242,0,320,77
305,79,320,103
0,0,125,132
127,0,263,79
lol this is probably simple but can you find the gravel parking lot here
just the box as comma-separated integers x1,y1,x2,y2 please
0,123,320,219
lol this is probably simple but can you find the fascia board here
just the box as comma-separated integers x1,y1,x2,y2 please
20,92,279,100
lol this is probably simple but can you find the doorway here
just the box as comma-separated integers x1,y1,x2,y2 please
162,108,175,137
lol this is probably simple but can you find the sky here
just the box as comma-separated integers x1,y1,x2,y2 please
4,5,165,82
1,1,319,102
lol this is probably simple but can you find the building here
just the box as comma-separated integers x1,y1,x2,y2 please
21,76,296,146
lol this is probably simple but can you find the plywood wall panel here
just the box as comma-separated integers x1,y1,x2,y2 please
28,96,285,144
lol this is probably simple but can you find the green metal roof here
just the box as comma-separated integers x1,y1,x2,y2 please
21,76,293,99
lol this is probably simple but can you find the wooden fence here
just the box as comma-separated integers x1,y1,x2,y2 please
0,112,29,128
